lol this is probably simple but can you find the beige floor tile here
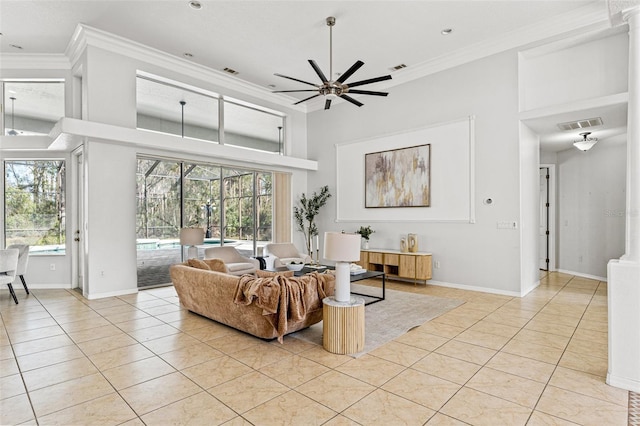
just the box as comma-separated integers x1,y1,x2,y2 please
524,318,576,337
435,339,496,365
486,352,556,383
16,344,85,371
466,367,546,408
548,366,629,407
322,414,361,425
335,354,405,387
102,309,150,324
483,311,531,328
414,321,466,338
142,331,200,354
440,387,531,426
67,324,126,343
454,329,511,350
141,303,183,316
182,355,253,389
8,325,65,344
299,345,352,369
296,370,375,412
394,330,449,351
0,373,26,399
412,352,481,385
260,354,330,388
558,351,608,377
22,356,98,391
119,371,202,416
102,355,175,390
169,315,221,333
514,329,570,350
141,391,236,425
0,344,14,361
29,372,115,417
468,320,521,338
271,335,318,354
3,317,57,332
183,321,236,341
501,339,564,365
12,334,75,357
0,393,34,425
229,341,293,369
88,343,155,370
382,369,461,410
154,310,191,323
77,333,138,356
343,388,435,425
0,357,20,377
208,371,289,413
425,412,469,425
536,385,628,426
205,332,262,355
527,410,580,425
369,341,429,367
244,390,337,425
59,316,111,332
532,313,581,328
127,323,181,342
130,299,171,309
432,312,482,329
577,319,608,333
565,337,607,359
36,392,137,426
159,342,224,370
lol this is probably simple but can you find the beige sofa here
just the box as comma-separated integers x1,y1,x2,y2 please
169,260,335,340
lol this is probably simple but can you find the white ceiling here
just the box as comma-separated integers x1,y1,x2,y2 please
0,0,628,151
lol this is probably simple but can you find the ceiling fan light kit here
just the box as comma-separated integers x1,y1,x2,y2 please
573,132,598,152
273,16,392,110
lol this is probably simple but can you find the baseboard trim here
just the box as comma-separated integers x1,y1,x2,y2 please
556,269,606,282
21,283,73,289
607,372,640,393
426,279,523,297
85,288,138,300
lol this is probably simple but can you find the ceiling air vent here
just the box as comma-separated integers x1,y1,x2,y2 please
391,64,407,71
557,117,603,131
223,67,239,75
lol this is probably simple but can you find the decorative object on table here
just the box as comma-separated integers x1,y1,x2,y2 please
349,263,366,275
365,144,431,208
356,225,374,250
286,262,305,272
180,227,204,259
400,237,408,253
323,232,361,302
408,233,418,253
272,16,392,110
294,185,331,256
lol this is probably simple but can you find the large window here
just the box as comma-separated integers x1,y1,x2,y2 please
136,157,273,287
135,75,284,154
3,81,65,136
4,160,66,254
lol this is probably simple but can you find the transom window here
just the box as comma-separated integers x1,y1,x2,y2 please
2,81,65,136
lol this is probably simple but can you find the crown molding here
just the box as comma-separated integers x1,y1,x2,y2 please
64,24,307,113
0,53,71,70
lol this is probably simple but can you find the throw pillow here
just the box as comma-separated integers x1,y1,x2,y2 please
203,258,229,273
187,258,211,270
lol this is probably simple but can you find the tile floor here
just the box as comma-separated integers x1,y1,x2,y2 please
0,272,634,425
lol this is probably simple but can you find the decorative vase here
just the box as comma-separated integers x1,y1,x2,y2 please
362,239,369,250
400,238,408,253
408,233,418,253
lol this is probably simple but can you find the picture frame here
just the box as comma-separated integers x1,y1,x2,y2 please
365,144,431,208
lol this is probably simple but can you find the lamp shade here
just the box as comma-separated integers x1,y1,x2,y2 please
180,228,204,246
323,232,361,262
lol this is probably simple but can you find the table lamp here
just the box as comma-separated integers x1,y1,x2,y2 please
323,232,361,302
180,227,204,259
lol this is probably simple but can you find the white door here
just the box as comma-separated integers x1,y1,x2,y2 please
75,151,86,294
539,167,549,270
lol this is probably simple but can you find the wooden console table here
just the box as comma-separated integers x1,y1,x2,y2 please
357,249,432,283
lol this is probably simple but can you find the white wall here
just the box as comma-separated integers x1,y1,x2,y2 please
557,137,626,279
308,50,525,295
519,124,541,294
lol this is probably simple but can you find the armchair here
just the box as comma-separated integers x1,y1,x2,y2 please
264,243,312,268
0,248,20,304
203,246,259,276
7,244,29,295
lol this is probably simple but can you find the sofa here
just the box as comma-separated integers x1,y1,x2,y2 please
203,246,259,275
264,242,312,268
169,259,335,341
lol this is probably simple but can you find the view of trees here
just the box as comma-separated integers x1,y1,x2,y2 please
4,160,66,247
135,158,272,245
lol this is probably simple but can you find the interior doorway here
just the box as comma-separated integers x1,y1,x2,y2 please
73,149,86,294
539,164,556,271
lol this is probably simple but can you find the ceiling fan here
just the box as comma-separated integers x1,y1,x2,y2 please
273,16,392,110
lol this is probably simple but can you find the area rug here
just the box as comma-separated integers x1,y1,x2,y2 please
290,283,464,357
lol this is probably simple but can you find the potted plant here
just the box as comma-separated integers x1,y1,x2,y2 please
294,185,331,255
356,225,374,249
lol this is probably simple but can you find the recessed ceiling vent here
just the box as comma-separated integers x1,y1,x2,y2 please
391,64,407,71
223,67,239,75
557,117,603,131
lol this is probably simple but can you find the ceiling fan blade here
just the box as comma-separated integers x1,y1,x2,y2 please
308,60,329,83
347,89,388,96
293,93,321,105
340,94,364,107
346,75,392,88
324,99,332,110
274,73,318,87
336,60,364,84
272,90,319,93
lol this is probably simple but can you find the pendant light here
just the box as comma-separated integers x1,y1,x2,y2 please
7,96,18,136
573,132,598,152
179,100,186,137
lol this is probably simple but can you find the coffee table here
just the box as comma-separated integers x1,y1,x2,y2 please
269,265,386,305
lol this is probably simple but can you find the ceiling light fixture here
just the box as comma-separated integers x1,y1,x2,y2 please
272,16,392,110
8,97,18,136
188,1,202,10
183,52,193,58
573,132,598,152
441,28,453,35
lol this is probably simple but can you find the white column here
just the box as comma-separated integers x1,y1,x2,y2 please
607,5,640,393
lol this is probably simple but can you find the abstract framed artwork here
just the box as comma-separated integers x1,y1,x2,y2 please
365,144,431,208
